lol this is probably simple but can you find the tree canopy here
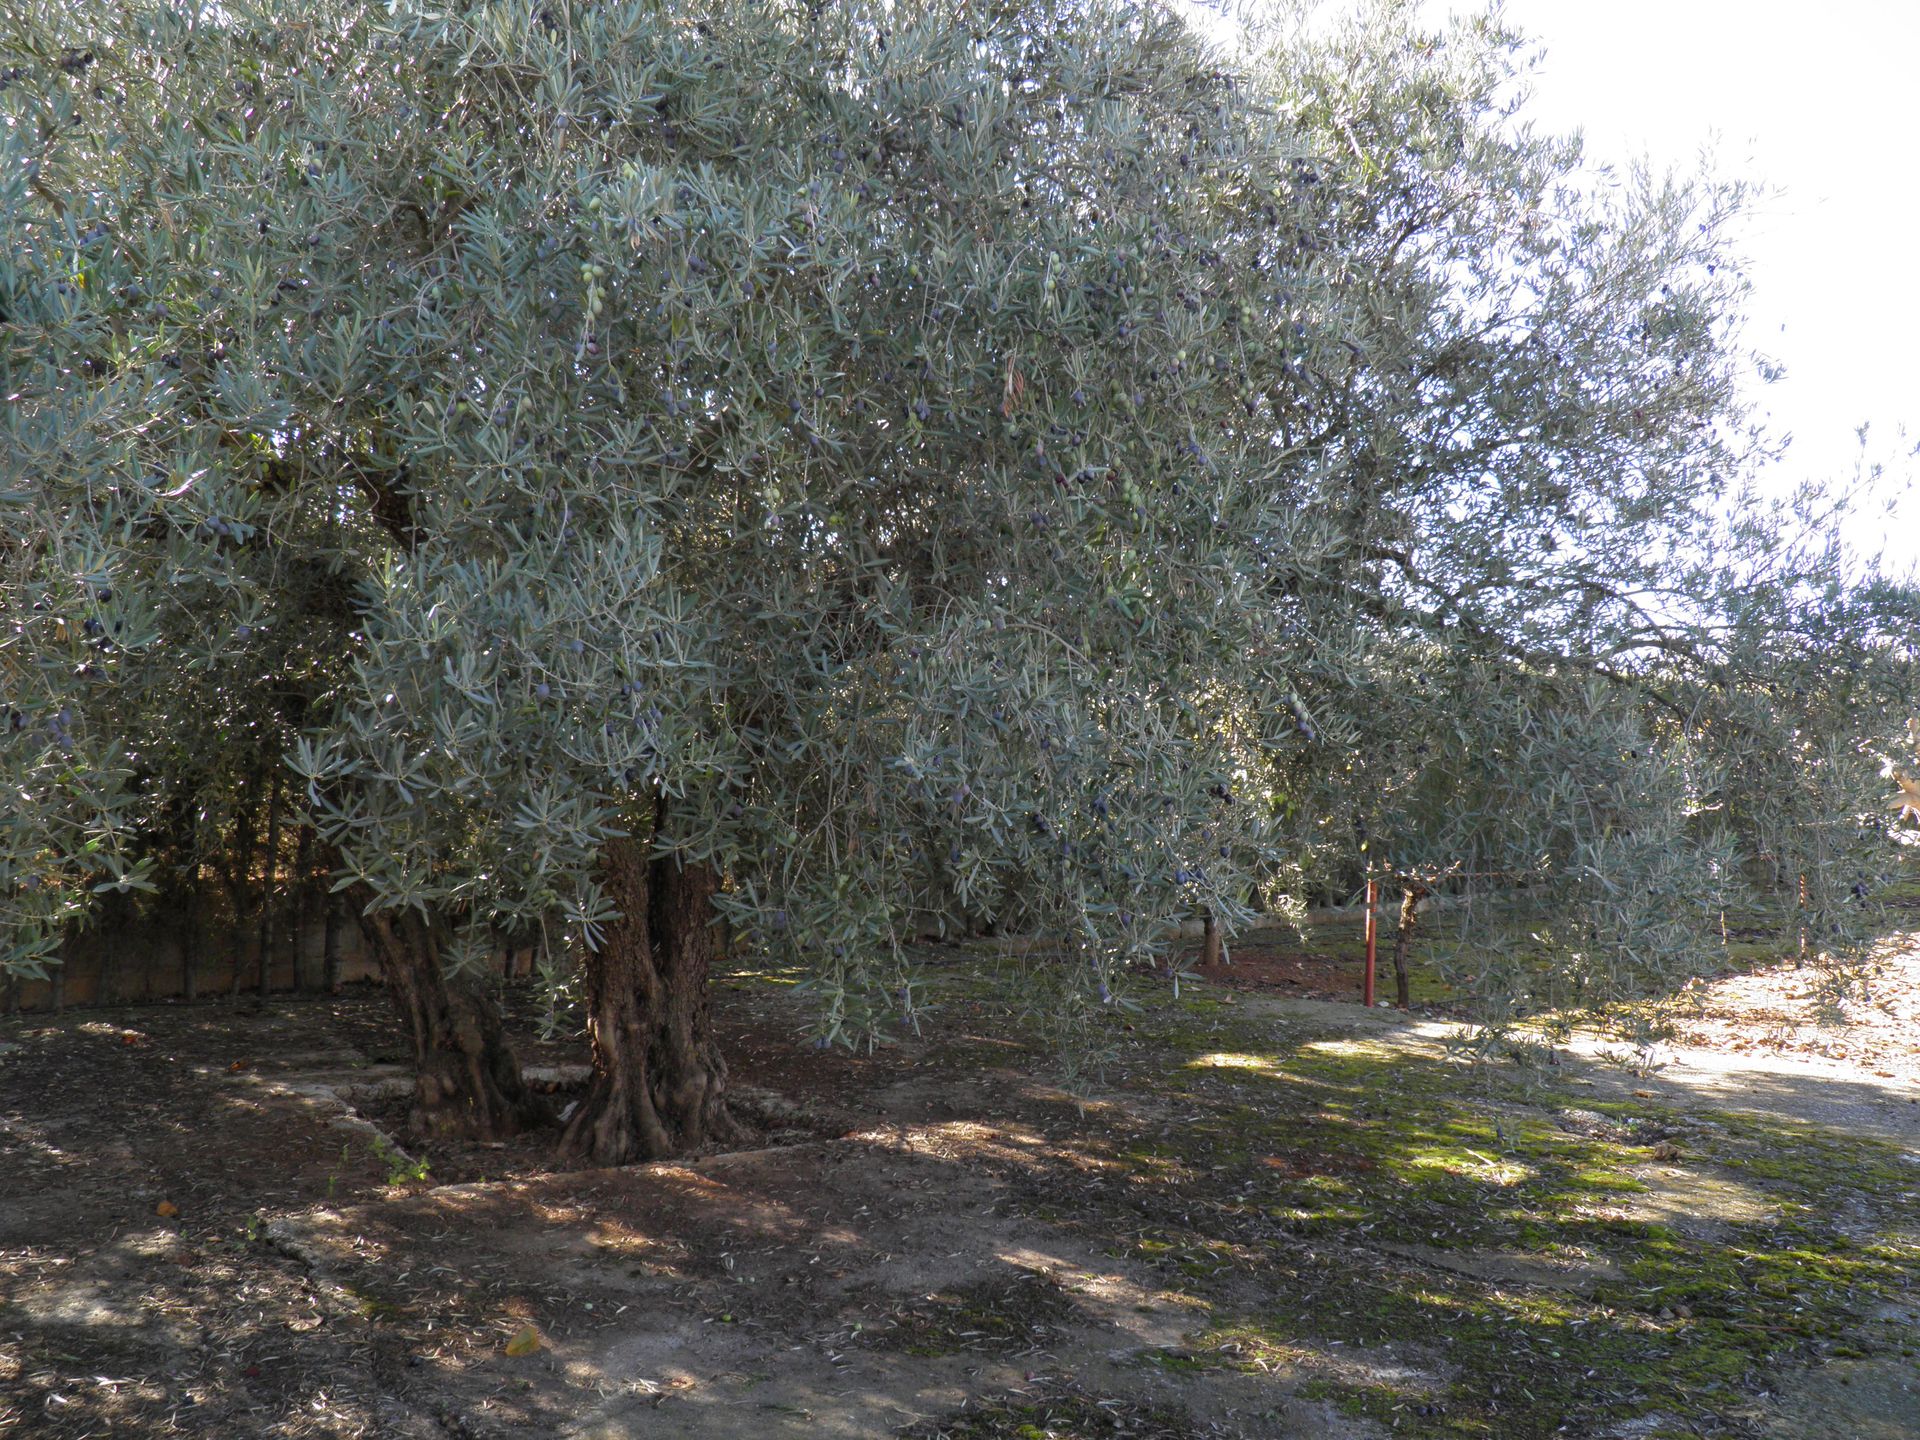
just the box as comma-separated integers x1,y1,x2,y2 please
4,0,1913,1149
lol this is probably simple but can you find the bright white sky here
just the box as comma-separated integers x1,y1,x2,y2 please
1485,0,1920,576
1182,1,1920,575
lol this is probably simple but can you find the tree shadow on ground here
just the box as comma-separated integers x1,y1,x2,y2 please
4,972,1918,1438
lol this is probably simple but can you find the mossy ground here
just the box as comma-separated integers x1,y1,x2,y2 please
896,1382,1226,1440
900,956,1920,1440
852,1271,1083,1358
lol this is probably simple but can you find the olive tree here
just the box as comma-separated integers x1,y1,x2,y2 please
6,0,1909,1154
5,0,1350,1154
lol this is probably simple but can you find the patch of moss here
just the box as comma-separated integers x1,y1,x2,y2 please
892,951,1917,1438
716,961,811,990
1048,1007,1918,1437
342,1284,405,1322
1297,1376,1453,1430
852,1272,1081,1358
1690,1108,1919,1200
1150,1043,1658,1256
896,1381,1216,1439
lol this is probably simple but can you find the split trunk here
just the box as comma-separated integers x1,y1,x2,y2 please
353,892,546,1142
560,829,737,1167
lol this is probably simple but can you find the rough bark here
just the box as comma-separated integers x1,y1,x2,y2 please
1392,881,1426,1011
354,893,546,1142
255,773,283,997
1199,911,1223,968
560,828,738,1166
178,886,200,1002
321,892,342,995
289,821,313,990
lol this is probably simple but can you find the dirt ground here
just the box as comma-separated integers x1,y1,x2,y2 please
1183,946,1368,1006
3,939,1918,1439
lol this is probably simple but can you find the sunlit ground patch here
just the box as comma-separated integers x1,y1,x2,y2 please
1186,1051,1279,1073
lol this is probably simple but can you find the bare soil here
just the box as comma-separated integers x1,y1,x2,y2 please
1183,946,1368,1005
0,975,1325,1439
3,941,1917,1439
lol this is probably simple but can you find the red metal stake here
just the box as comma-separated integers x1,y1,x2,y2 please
1363,877,1378,1007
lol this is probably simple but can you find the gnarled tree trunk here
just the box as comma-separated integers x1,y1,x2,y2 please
561,824,738,1166
353,893,546,1142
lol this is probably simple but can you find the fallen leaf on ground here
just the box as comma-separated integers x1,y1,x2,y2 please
155,1199,179,1218
504,1324,543,1356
